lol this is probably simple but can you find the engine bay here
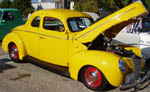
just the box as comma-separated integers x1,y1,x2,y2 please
85,33,139,58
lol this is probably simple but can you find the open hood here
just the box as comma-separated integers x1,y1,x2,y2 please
75,1,148,43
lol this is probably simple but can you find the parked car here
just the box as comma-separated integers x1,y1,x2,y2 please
0,8,25,40
84,12,100,21
2,1,149,91
113,15,150,60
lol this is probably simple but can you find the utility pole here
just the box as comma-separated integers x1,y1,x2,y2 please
59,0,64,8
62,0,64,8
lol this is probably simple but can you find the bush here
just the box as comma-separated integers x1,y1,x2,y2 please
23,8,34,18
74,0,99,13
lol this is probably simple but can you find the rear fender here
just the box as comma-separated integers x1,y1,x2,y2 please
2,32,27,60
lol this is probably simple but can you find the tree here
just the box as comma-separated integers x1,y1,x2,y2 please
74,0,99,13
10,0,20,8
73,0,150,13
11,0,34,17
0,0,11,8
101,0,117,12
112,0,150,10
142,0,150,10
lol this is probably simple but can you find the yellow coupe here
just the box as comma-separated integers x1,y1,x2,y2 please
2,1,148,91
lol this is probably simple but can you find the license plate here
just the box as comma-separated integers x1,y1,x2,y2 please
125,73,134,84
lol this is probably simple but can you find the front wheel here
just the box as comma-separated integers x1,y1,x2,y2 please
9,44,20,62
81,66,108,91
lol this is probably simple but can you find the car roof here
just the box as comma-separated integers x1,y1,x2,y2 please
33,9,91,19
0,8,18,11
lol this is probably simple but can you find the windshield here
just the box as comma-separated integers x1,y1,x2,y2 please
143,21,150,28
67,17,94,32
141,21,150,32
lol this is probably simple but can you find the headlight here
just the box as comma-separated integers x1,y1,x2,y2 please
119,59,126,74
141,51,146,62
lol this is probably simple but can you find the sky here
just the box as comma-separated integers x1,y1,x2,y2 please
32,0,38,3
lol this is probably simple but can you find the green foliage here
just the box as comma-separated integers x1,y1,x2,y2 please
23,8,34,17
10,0,20,8
0,0,11,8
73,2,82,11
73,0,150,13
101,0,117,12
74,0,99,12
143,0,150,10
11,0,34,17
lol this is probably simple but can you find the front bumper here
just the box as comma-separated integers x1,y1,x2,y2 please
120,56,150,90
120,70,150,90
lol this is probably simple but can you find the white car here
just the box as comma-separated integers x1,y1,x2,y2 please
84,12,100,21
85,11,150,60
113,17,150,60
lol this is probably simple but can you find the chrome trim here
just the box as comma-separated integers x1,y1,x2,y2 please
15,29,72,40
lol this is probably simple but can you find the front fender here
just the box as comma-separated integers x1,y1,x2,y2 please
69,50,124,87
2,32,27,60
124,46,145,68
124,46,142,58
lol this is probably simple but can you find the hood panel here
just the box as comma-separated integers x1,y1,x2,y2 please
75,1,148,43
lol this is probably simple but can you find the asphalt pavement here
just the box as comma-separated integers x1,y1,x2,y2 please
0,44,150,92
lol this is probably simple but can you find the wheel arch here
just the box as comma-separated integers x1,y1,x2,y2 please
77,65,107,82
78,65,90,81
8,42,15,49
69,50,124,87
2,32,27,60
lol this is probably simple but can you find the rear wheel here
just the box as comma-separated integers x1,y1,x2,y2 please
9,44,20,62
81,66,108,91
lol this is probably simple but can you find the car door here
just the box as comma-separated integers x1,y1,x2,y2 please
39,16,68,66
20,16,41,58
0,11,15,40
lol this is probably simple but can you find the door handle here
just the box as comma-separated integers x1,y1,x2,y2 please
40,37,45,39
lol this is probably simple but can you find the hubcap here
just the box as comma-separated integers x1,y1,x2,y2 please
84,67,102,88
10,45,19,59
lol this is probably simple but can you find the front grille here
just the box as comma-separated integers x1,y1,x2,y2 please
131,55,142,81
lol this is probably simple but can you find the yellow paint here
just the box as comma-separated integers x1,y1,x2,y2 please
2,1,148,87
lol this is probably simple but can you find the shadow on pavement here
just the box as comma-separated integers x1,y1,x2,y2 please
103,85,117,91
23,57,70,78
0,58,16,73
29,61,70,78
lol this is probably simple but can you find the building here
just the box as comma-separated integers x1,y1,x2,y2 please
32,0,61,10
32,0,75,11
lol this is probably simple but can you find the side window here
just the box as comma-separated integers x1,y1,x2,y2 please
43,17,64,32
31,16,40,27
3,11,14,21
0,11,2,19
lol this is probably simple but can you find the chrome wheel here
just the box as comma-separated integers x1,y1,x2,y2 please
84,67,102,88
10,45,19,59
81,66,108,91
9,44,20,62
